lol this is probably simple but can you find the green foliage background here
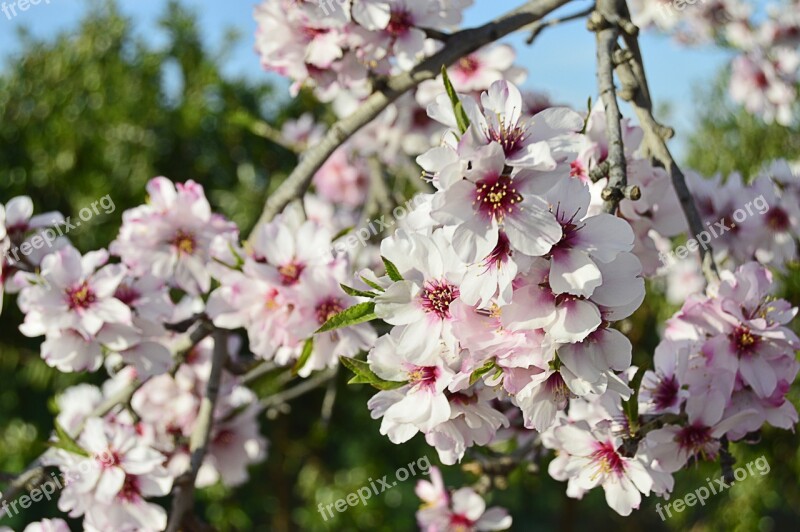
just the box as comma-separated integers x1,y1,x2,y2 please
0,2,797,531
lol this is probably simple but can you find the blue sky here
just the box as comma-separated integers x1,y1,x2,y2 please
0,0,735,157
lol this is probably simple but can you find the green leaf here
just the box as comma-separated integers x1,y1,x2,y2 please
292,338,314,375
340,283,377,299
339,356,406,391
622,367,646,433
360,275,386,292
316,302,377,333
441,66,471,134
381,256,403,282
469,359,497,386
53,421,90,457
333,226,354,241
581,96,592,134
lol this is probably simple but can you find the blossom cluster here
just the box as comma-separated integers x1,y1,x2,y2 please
41,341,266,531
415,467,512,531
630,0,800,125
0,181,271,531
344,80,646,466
541,261,799,515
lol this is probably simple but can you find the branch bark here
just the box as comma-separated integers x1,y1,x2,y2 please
166,329,228,532
0,321,213,514
611,22,720,283
590,0,628,214
251,0,573,231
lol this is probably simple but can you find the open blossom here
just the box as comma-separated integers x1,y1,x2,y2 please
425,387,509,465
415,44,526,106
551,421,662,516
208,210,373,372
368,328,455,441
111,177,237,295
17,246,131,338
430,142,562,261
416,467,512,531
49,417,172,532
374,228,466,356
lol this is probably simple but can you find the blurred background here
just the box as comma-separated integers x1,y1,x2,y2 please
0,1,798,531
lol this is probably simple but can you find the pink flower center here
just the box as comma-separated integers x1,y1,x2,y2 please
278,261,305,285
766,207,789,231
214,428,236,446
316,297,344,325
66,282,96,310
545,372,570,408
420,280,460,319
570,160,587,178
114,283,140,306
302,25,328,40
652,374,680,411
486,123,527,157
486,231,512,267
172,230,197,255
386,8,413,37
118,475,141,503
552,204,584,250
676,423,713,455
732,325,760,356
590,441,626,476
97,450,121,469
449,514,475,530
408,365,439,389
473,173,522,222
457,56,480,76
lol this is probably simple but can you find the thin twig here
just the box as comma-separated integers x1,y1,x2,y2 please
260,368,337,410
232,111,303,154
251,0,573,232
166,329,228,532
0,321,213,513
612,31,720,283
590,0,628,214
526,4,595,44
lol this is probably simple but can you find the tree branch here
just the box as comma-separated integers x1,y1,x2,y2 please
0,321,213,515
251,0,573,231
526,4,596,44
260,368,336,411
612,29,720,283
590,0,628,214
166,329,228,532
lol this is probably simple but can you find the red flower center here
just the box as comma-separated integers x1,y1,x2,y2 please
590,441,626,476
316,297,344,325
474,173,522,222
66,281,96,310
421,280,460,319
652,374,680,411
676,423,713,454
172,230,196,255
457,56,480,75
386,8,413,37
278,261,305,286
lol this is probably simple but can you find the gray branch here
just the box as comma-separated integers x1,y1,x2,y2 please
166,329,228,532
590,0,628,214
251,0,573,231
612,9,720,282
